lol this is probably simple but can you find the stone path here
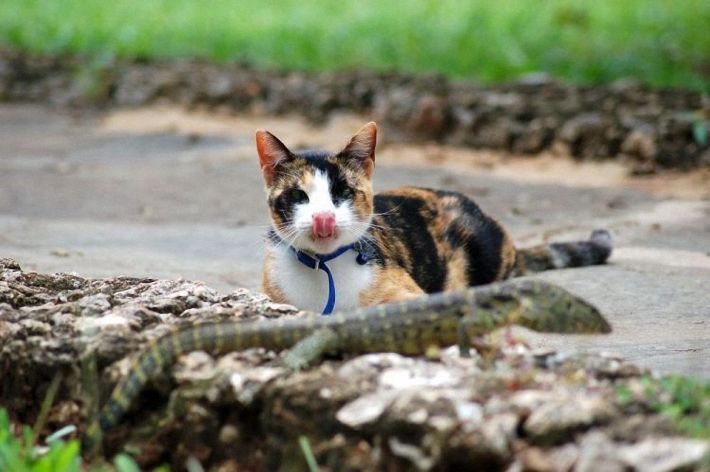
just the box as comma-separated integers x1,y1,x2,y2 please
0,103,708,378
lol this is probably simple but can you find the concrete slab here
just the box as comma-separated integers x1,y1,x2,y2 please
1,104,707,377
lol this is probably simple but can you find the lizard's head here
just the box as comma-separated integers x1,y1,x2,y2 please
256,122,376,254
508,280,612,334
467,280,612,335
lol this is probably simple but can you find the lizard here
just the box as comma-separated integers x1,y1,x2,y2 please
84,279,611,450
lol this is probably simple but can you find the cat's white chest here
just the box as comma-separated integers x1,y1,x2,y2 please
269,245,373,312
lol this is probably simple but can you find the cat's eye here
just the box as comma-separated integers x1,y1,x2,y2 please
332,181,354,202
287,188,308,203
338,187,354,199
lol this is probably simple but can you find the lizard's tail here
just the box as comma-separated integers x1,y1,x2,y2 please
83,321,291,452
514,229,612,275
83,328,184,453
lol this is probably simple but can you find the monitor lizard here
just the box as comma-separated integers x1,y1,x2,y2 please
84,279,611,450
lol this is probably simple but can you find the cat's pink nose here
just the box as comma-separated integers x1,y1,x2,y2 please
313,212,336,238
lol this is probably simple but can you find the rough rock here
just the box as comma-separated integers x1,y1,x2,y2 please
523,391,614,445
1,259,707,470
617,437,709,472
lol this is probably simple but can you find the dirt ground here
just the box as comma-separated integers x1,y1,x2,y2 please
0,103,708,378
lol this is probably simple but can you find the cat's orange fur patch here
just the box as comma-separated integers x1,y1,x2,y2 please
298,169,313,188
360,266,424,306
262,252,289,304
498,233,518,279
444,249,469,291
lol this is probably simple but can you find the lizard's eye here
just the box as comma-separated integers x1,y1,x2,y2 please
287,188,308,204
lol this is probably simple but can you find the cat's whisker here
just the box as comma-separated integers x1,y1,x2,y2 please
273,224,296,234
241,223,281,230
356,221,387,230
355,232,378,243
268,224,303,250
345,220,387,233
369,207,401,218
276,227,300,241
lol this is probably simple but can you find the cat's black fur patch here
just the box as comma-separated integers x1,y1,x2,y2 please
271,187,300,224
373,194,447,293
438,190,507,285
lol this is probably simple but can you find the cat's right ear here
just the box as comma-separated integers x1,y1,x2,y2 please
256,130,292,185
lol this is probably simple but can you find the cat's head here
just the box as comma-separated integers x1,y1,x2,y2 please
256,122,377,254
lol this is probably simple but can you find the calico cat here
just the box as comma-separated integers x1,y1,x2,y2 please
256,122,612,313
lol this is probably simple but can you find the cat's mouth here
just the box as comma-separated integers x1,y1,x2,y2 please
283,212,366,254
307,232,340,255
312,212,337,240
311,229,339,244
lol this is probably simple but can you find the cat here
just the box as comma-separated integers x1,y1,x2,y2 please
256,122,612,313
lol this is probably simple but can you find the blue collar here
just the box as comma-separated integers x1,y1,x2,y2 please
291,243,371,314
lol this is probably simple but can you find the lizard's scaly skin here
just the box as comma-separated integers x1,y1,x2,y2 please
85,279,610,446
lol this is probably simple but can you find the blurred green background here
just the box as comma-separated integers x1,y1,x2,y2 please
1,0,708,90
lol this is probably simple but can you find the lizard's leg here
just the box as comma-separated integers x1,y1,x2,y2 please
457,296,510,358
457,314,472,358
457,292,485,358
280,328,340,371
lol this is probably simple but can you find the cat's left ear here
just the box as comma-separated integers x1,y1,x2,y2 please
339,122,377,178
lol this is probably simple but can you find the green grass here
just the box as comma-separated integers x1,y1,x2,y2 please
0,409,81,472
0,0,708,90
617,375,710,439
643,375,710,439
0,408,152,472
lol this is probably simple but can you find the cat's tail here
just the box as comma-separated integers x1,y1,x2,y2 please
514,229,613,275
